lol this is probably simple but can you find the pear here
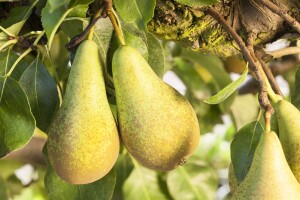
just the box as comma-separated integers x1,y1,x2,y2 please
228,163,238,194
273,99,300,182
47,40,120,184
232,131,300,199
112,45,200,171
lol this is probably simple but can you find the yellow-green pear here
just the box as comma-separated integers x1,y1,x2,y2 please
112,45,200,171
232,131,300,199
47,40,120,184
228,163,238,194
274,99,300,182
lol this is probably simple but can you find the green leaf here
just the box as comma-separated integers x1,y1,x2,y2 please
45,151,117,200
230,121,264,183
230,94,259,130
167,161,218,200
0,3,37,47
41,4,72,48
292,66,300,110
0,176,8,200
0,77,35,157
174,0,216,6
182,49,236,112
48,0,69,12
112,150,134,200
19,57,59,132
123,159,169,200
41,0,92,47
146,33,165,78
204,66,248,104
0,49,29,80
113,0,156,30
93,18,114,68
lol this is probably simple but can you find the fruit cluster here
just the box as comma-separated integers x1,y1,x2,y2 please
47,40,200,184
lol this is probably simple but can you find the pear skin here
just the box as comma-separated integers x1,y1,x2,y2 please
228,163,238,194
273,99,300,183
47,40,120,184
112,45,200,171
232,131,300,199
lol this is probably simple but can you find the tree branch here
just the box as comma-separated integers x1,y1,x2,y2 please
205,7,273,113
259,0,300,33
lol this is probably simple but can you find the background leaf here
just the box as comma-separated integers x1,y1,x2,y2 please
230,121,264,183
146,33,165,78
113,0,156,30
123,160,169,200
204,66,248,104
167,161,218,200
19,57,59,132
112,150,134,200
182,49,236,112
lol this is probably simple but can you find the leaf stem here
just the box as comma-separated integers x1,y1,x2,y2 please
0,26,15,37
5,48,32,77
0,39,17,52
107,8,126,46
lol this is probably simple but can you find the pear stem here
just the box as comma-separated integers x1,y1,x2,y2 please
264,111,271,132
107,8,126,46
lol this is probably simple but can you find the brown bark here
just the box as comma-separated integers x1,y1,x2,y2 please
149,0,300,57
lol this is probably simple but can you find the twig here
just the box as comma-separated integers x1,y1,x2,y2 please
205,7,275,112
65,16,103,49
266,47,300,58
260,0,300,33
257,56,283,96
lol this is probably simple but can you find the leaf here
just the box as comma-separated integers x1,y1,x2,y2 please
0,176,8,200
41,4,72,48
292,66,300,110
182,49,235,112
146,33,165,78
174,0,216,7
0,3,37,47
113,0,156,30
204,66,248,104
0,49,29,80
167,161,218,200
19,57,59,132
0,5,33,33
230,94,259,130
48,0,69,12
123,159,169,200
230,121,264,183
44,146,117,200
112,150,134,200
41,0,92,47
0,77,35,157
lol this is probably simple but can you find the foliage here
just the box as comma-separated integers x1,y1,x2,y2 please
0,0,299,199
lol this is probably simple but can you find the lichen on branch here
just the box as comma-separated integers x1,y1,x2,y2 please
148,0,300,57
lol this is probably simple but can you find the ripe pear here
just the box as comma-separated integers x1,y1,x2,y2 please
112,45,200,171
228,163,238,194
273,99,300,182
232,131,300,199
47,40,120,184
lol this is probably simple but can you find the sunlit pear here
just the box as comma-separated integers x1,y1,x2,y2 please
232,131,300,199
274,98,300,182
228,163,238,194
47,40,120,184
112,45,200,171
